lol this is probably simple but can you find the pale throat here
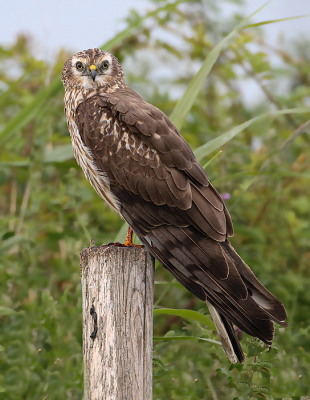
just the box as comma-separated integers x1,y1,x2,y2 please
81,75,107,90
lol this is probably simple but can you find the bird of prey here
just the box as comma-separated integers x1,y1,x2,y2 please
62,48,287,363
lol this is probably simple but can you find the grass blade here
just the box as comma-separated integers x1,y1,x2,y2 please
0,161,29,167
153,336,221,345
154,281,181,286
244,15,308,29
169,2,271,130
0,79,61,146
154,308,216,331
194,107,310,161
202,150,222,169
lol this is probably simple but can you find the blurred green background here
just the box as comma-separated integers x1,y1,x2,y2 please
1,0,310,399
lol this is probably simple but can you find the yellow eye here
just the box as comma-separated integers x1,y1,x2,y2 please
102,60,109,69
76,62,83,70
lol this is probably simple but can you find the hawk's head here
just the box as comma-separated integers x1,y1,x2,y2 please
61,48,124,90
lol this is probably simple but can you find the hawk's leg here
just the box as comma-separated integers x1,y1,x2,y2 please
124,226,143,248
124,226,134,246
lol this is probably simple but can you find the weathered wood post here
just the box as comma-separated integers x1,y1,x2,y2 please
80,245,154,400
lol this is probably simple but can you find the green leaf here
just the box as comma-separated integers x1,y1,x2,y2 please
0,235,25,252
153,357,168,371
244,15,308,29
194,107,310,161
0,144,74,166
0,306,18,316
1,231,15,240
153,308,216,331
153,335,221,345
44,145,73,163
0,160,29,167
169,2,271,130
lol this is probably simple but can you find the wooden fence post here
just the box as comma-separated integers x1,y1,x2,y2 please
80,245,154,400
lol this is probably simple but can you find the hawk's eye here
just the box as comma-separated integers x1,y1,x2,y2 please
76,62,83,70
102,60,109,69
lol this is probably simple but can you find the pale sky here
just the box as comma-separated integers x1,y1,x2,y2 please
1,0,309,58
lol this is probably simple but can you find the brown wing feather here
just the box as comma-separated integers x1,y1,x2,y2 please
75,92,230,238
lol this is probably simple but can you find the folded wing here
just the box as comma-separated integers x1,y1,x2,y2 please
75,89,288,363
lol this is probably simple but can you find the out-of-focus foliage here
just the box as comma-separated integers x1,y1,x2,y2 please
1,1,310,399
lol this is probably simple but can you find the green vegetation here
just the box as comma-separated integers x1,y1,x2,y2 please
1,1,310,398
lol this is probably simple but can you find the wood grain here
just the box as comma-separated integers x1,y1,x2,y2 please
80,245,154,400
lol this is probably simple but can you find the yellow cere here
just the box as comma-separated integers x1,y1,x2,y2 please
89,65,97,70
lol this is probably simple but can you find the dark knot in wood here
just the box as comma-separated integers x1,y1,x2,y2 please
90,305,98,339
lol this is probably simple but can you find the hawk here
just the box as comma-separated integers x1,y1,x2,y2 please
62,48,287,363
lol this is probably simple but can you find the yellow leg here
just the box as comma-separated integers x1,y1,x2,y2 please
124,226,134,246
123,226,143,248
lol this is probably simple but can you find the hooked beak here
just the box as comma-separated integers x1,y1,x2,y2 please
89,65,97,81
